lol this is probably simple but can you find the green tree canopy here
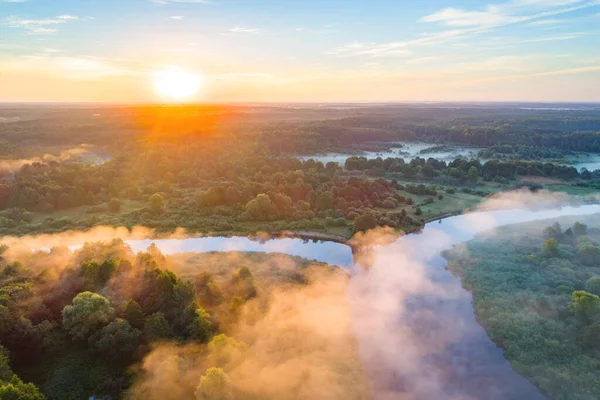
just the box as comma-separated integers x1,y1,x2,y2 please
585,276,600,296
542,238,559,258
143,312,173,341
90,318,141,361
124,299,145,330
62,292,115,341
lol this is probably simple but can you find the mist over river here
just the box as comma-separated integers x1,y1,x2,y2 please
122,204,600,399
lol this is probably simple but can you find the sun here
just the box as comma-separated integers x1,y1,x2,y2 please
152,66,203,101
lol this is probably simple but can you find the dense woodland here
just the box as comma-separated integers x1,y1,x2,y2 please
1,106,600,238
0,240,351,399
445,217,600,400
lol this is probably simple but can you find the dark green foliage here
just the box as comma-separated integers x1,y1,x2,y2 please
124,300,145,330
353,212,377,232
0,345,44,400
89,319,141,361
143,312,173,341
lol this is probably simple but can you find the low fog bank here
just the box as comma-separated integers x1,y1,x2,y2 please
1,189,598,399
0,144,106,175
347,190,600,399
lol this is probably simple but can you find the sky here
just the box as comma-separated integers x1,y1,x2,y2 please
1,0,600,103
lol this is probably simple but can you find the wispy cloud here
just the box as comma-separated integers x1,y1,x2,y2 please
57,15,78,20
329,42,411,58
0,0,29,3
528,17,567,24
419,0,592,27
229,27,262,34
170,15,184,20
4,14,80,34
331,0,599,58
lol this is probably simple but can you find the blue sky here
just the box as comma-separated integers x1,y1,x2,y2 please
1,0,599,102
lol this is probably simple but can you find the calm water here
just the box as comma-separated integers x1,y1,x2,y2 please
299,142,480,165
125,236,354,267
299,141,600,173
119,205,600,399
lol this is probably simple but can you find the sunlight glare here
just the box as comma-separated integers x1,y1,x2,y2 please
152,66,203,100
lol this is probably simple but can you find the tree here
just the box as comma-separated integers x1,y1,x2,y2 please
570,291,600,322
572,222,588,236
90,319,141,361
582,322,600,349
578,243,600,266
143,312,173,341
195,368,233,400
467,166,479,182
107,199,121,213
542,238,559,258
149,193,165,213
244,194,276,220
0,375,44,400
188,308,212,342
354,212,377,232
124,299,145,330
585,277,600,296
62,292,115,341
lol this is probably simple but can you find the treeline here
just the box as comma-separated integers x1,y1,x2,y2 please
0,239,277,399
343,155,585,182
478,144,573,161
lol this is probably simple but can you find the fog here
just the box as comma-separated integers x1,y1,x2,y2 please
1,190,597,399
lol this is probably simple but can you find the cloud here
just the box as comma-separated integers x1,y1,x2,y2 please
331,0,599,58
57,15,78,20
527,17,567,24
420,6,508,27
170,15,184,19
0,0,28,2
329,41,411,58
419,0,597,28
228,27,261,34
4,14,80,34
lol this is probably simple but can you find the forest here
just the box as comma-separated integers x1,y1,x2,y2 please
1,104,600,239
0,238,365,399
444,216,600,400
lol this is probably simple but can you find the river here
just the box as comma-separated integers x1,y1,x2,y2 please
126,204,600,399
